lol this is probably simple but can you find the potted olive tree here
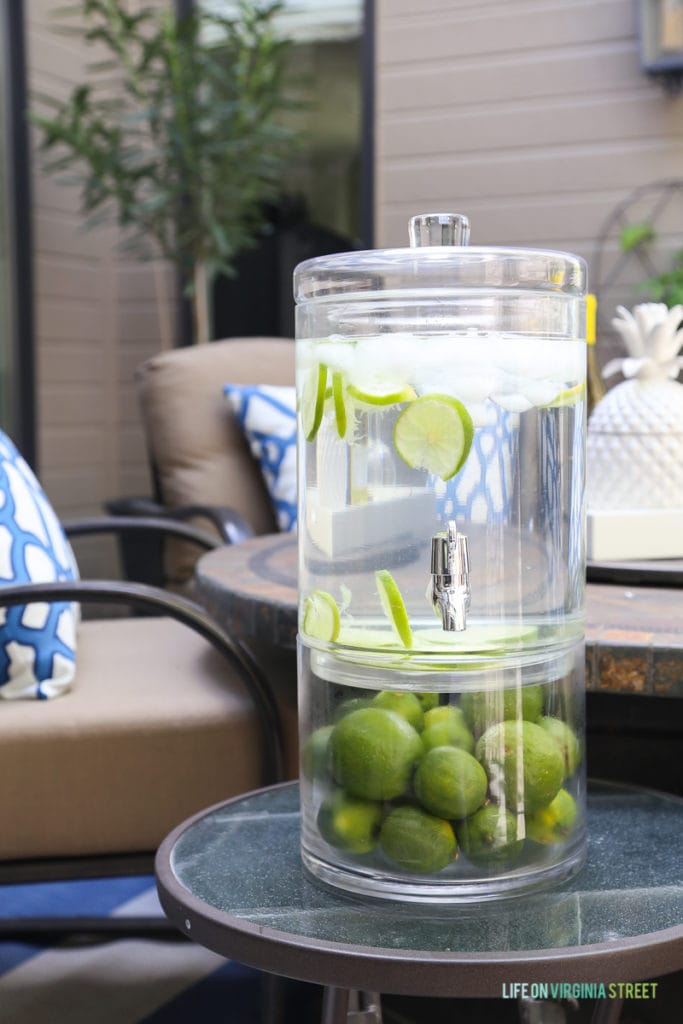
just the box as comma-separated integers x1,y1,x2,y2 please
32,0,297,343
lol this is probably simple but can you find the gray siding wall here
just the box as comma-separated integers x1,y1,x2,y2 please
26,0,175,577
375,0,683,365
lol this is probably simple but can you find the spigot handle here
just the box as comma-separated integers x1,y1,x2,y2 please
454,532,470,586
431,521,469,580
430,520,471,633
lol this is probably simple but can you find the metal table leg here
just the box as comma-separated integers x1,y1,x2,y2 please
518,995,625,1024
518,998,568,1023
321,988,383,1024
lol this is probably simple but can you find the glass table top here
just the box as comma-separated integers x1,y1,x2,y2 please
159,782,682,965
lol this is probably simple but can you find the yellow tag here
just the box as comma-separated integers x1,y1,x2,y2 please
586,294,597,345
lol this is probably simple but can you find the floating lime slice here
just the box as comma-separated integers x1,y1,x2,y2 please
416,623,539,652
393,393,473,480
375,569,413,648
336,627,402,649
347,382,415,406
301,363,327,441
543,382,586,408
332,371,348,438
302,590,340,642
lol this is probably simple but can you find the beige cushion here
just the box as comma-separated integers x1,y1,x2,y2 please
137,337,295,583
0,616,297,861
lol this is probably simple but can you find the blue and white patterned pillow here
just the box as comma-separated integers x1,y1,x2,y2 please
224,384,297,531
0,430,79,699
438,404,515,524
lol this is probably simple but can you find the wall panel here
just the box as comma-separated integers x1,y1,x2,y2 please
375,0,683,363
26,0,174,581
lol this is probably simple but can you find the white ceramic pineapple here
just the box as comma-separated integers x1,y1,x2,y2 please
587,303,683,558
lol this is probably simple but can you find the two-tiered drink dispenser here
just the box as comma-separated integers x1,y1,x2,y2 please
294,214,587,901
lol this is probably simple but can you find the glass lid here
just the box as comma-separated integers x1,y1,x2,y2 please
294,213,587,303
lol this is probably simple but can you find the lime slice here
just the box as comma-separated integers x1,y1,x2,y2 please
347,382,415,406
332,371,347,438
375,569,413,648
393,393,473,480
543,381,586,408
416,623,539,652
336,627,402,650
302,589,340,642
302,363,327,441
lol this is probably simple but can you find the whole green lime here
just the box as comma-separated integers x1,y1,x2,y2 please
538,717,581,778
330,706,423,801
302,725,333,781
372,690,425,732
457,803,524,867
379,804,456,873
317,790,383,854
525,788,577,845
421,719,475,755
415,692,439,712
475,719,564,812
414,745,488,819
461,685,544,736
423,704,467,730
334,696,373,721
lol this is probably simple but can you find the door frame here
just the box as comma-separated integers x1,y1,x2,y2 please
1,0,35,464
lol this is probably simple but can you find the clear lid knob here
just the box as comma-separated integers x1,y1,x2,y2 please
409,213,470,247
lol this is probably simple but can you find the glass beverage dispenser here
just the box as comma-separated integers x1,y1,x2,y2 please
294,214,587,901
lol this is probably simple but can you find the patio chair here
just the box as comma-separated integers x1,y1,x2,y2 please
107,336,295,591
0,506,291,941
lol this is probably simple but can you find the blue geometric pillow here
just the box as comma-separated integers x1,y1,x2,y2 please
223,385,297,531
0,430,79,699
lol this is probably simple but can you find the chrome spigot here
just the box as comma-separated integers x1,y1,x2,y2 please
430,520,471,632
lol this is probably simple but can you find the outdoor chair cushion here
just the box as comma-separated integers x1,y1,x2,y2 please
137,337,295,585
0,429,79,700
0,616,282,861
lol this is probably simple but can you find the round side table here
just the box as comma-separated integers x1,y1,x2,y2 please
156,780,683,1024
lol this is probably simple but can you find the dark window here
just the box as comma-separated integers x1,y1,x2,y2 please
206,0,373,340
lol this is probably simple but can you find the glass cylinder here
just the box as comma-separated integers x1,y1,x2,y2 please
294,215,588,901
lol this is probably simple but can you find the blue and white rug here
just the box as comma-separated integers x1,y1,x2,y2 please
0,876,261,1023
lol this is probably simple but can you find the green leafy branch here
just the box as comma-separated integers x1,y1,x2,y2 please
32,0,299,341
619,223,683,308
